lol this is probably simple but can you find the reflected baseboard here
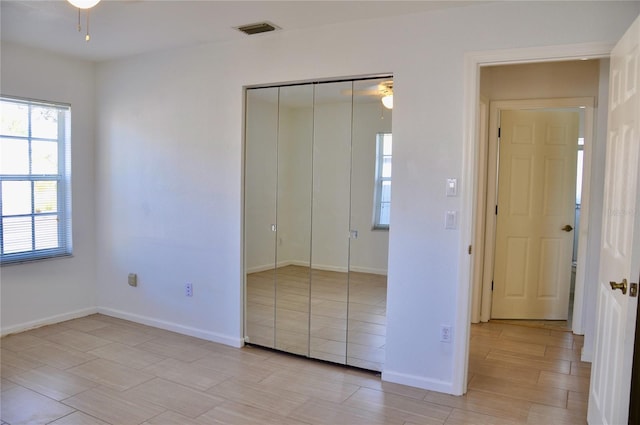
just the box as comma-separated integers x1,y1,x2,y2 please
348,266,387,275
247,261,387,275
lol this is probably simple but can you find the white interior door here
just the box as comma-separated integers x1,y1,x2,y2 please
492,110,578,319
588,15,640,425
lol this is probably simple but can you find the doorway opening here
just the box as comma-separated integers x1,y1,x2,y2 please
456,53,611,397
457,42,640,420
472,60,603,333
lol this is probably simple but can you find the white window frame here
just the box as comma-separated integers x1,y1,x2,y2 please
373,132,391,230
1,96,72,265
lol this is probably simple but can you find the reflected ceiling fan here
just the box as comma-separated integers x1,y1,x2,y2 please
342,80,394,109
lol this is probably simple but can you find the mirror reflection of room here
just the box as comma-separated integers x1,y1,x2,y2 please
244,77,392,371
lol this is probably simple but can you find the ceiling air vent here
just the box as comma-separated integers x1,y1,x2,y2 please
236,22,280,35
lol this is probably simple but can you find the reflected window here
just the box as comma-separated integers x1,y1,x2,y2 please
373,133,392,229
573,137,584,263
1,97,72,264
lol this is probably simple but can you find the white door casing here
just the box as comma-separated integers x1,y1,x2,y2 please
588,15,640,425
492,110,578,320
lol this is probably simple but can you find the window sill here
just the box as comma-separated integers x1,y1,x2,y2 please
1,253,74,267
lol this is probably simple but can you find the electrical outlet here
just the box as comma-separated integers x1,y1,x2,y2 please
128,273,137,287
440,325,452,343
185,283,193,297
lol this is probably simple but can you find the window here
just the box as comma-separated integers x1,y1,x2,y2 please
373,133,392,229
1,97,72,264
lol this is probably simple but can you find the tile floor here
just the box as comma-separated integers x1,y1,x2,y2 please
1,314,589,424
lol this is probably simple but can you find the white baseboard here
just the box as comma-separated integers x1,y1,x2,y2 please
1,307,98,337
581,345,593,363
247,260,312,273
309,263,348,273
97,307,244,348
247,261,387,276
382,370,455,394
246,263,276,274
348,265,388,275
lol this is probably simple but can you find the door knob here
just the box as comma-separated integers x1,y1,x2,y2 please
610,279,628,295
561,224,574,232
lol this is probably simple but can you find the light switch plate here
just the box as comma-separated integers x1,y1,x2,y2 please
446,178,457,197
445,211,457,229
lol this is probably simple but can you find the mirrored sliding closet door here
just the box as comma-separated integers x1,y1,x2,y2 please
244,77,392,372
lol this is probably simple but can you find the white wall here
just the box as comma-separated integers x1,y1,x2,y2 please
0,42,97,334
92,1,638,393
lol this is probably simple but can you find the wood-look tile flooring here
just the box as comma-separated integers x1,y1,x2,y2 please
1,314,590,424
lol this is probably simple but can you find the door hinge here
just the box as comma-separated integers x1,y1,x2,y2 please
495,205,498,215
491,280,494,291
468,245,472,255
498,127,501,138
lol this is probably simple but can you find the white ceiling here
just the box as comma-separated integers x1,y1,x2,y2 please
1,0,478,62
